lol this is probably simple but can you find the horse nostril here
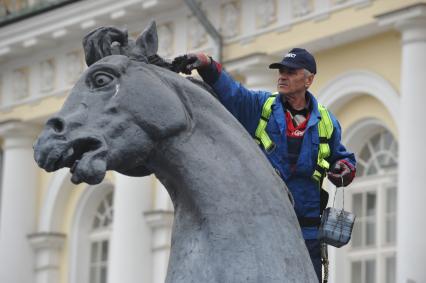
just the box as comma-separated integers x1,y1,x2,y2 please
46,117,65,134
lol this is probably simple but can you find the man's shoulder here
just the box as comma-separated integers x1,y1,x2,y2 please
252,90,278,108
310,95,342,130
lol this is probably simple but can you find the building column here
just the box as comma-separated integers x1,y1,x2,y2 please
225,53,278,91
108,174,153,283
144,179,173,283
0,121,40,283
28,232,66,283
379,4,426,283
397,11,426,283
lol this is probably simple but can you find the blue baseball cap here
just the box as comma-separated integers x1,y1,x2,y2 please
269,48,317,74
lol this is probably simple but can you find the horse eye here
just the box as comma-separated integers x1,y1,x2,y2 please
93,73,113,88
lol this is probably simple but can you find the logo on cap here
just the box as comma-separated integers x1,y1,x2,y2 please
285,53,296,58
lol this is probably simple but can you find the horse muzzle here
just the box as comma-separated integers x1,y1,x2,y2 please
34,121,109,185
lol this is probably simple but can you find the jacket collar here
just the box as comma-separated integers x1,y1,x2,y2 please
272,91,321,127
305,91,321,128
271,93,286,134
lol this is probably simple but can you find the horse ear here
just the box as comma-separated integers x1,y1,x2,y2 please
136,20,158,57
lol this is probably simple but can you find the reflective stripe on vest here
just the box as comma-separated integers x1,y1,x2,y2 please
254,94,277,153
312,103,334,182
254,94,334,182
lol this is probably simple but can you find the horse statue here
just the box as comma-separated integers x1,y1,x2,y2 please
33,21,317,282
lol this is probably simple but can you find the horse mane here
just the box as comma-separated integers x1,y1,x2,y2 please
147,54,219,99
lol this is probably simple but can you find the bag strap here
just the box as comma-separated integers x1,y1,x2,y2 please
332,176,345,209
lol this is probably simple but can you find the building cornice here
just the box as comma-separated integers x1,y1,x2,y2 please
0,0,181,60
376,3,426,44
376,3,426,27
28,232,66,250
144,209,174,229
0,120,41,139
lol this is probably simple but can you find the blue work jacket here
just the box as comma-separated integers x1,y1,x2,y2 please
210,70,356,240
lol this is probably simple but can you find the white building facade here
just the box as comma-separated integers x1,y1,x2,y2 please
0,0,425,283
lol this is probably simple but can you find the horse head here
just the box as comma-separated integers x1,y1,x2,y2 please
33,21,191,185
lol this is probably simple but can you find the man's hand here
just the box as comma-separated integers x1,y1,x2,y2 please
172,53,211,74
327,160,356,187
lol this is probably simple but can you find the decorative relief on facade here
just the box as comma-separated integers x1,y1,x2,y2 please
66,51,83,84
334,0,348,4
40,59,55,93
188,15,208,49
157,23,174,57
12,67,29,100
220,1,241,38
292,0,314,18
256,0,277,28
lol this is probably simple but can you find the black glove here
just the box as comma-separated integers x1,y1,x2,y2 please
172,53,211,74
327,160,356,187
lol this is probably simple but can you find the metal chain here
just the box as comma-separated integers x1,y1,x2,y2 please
323,259,329,283
321,242,329,283
323,177,347,283
332,187,337,208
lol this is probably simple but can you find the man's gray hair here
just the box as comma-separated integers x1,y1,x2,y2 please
304,69,313,78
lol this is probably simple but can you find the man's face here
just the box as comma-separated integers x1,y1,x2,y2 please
277,67,314,98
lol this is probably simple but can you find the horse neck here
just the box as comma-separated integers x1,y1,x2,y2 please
150,78,283,215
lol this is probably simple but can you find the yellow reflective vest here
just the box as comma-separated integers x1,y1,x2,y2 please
254,94,334,182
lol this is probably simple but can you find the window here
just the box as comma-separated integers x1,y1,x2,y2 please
350,259,375,283
352,191,377,248
384,187,397,244
343,130,398,283
356,131,398,177
90,240,109,283
89,192,113,283
385,256,396,283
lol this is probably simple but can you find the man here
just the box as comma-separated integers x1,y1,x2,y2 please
173,48,356,282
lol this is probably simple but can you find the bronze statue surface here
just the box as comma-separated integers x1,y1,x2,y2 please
33,21,317,283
